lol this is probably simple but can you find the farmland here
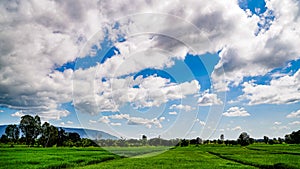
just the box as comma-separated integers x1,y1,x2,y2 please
0,144,299,169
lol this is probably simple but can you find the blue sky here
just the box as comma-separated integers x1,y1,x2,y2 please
0,0,300,140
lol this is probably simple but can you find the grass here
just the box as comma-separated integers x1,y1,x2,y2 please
0,147,119,169
1,144,299,169
76,146,254,169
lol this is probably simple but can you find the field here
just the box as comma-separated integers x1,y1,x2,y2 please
1,144,299,169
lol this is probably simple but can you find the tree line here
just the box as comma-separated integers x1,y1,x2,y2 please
93,130,300,147
1,115,299,147
0,115,97,147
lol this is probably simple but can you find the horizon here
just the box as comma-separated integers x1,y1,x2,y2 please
1,0,300,141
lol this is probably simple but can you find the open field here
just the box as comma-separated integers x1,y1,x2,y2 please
0,146,119,169
1,144,299,169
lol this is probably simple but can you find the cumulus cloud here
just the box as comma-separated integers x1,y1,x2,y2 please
2,0,300,121
212,0,300,91
197,90,223,106
110,122,121,126
89,120,97,124
168,111,177,115
222,107,250,117
289,121,300,125
199,121,206,126
169,104,195,112
11,111,25,117
74,74,200,114
240,70,300,105
98,114,164,129
274,121,282,125
67,121,73,124
286,110,300,118
0,0,107,120
98,116,110,124
0,110,3,113
232,126,242,131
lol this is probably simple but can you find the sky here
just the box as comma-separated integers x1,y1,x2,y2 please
0,0,300,140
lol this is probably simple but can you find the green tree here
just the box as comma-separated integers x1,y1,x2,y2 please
237,132,250,146
285,130,300,144
263,136,269,144
39,122,58,147
220,134,224,141
19,115,41,146
5,124,19,143
142,135,147,146
57,127,67,147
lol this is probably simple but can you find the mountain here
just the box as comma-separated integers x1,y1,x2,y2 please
0,125,118,140
61,127,119,140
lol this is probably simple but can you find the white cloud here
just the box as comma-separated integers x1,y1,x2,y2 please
11,111,25,117
0,0,106,119
169,104,195,112
98,116,110,124
0,110,3,113
197,91,223,106
287,110,300,118
110,122,121,126
240,70,300,105
60,122,65,126
222,107,250,117
212,0,300,91
232,126,242,131
199,121,206,126
274,121,282,125
159,117,165,122
74,74,200,114
168,111,177,115
67,121,73,125
289,121,300,125
271,126,290,130
98,114,164,129
2,0,300,123
89,120,97,124
219,129,225,132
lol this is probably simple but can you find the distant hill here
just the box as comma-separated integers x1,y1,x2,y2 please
0,125,118,140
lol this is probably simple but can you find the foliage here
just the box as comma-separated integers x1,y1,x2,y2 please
285,130,300,144
19,115,41,146
237,132,251,146
5,124,19,143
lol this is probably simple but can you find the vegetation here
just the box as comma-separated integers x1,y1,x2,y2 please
0,115,97,147
0,146,119,169
1,144,297,169
1,116,300,168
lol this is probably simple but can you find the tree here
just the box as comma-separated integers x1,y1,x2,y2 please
142,135,147,146
5,124,20,143
219,134,224,144
39,122,58,147
67,132,81,143
263,136,269,144
19,115,41,146
57,127,67,147
0,135,9,144
285,130,300,144
220,134,224,141
237,132,250,146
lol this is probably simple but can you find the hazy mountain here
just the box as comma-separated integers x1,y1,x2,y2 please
0,125,118,140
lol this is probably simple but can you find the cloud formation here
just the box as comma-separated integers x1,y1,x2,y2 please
240,70,300,105
98,113,164,129
222,107,250,117
197,91,223,106
286,110,300,118
1,0,300,122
